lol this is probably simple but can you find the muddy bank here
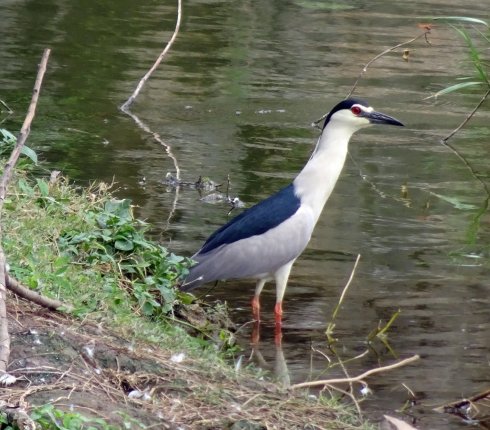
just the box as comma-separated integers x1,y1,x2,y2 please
5,297,366,429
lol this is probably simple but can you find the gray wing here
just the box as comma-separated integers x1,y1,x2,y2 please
183,206,315,289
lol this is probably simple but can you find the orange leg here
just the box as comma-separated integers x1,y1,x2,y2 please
274,302,283,345
252,279,266,322
274,301,283,325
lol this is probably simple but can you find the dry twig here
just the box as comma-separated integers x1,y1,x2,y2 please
290,354,420,390
120,0,183,228
6,275,73,312
0,49,51,374
120,0,182,111
313,29,431,129
442,88,490,143
326,253,361,336
346,30,431,98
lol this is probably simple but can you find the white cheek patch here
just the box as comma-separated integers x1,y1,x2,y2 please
360,106,374,113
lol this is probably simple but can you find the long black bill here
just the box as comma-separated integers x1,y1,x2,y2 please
367,111,404,127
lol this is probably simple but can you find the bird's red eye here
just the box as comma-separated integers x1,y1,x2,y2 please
351,106,362,116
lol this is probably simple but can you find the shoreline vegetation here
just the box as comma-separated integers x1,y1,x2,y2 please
0,149,376,429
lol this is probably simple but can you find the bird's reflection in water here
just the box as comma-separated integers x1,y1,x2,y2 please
249,321,291,388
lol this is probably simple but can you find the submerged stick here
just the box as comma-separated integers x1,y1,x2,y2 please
121,0,182,111
0,48,50,373
120,0,183,227
325,254,361,338
290,354,420,390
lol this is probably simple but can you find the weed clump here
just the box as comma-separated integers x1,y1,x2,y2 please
58,197,192,317
2,161,192,321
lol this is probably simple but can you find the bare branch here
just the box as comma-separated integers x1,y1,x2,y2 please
120,0,182,111
6,275,73,312
0,50,50,199
120,0,183,227
346,30,431,98
0,48,51,373
313,30,432,129
442,88,490,142
290,354,420,390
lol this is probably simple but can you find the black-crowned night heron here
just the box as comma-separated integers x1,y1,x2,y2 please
182,98,403,326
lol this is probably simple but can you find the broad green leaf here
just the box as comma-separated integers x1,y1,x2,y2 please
114,238,134,251
36,178,49,196
21,145,38,164
179,292,195,305
17,178,34,195
0,128,16,143
104,198,133,221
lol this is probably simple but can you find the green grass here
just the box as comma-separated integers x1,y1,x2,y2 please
3,169,190,318
28,404,122,430
0,157,229,365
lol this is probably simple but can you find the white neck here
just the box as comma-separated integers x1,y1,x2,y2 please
293,121,356,223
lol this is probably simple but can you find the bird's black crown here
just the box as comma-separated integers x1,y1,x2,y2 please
322,98,369,129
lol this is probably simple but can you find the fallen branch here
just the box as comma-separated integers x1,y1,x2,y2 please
0,402,36,430
0,48,51,373
6,275,73,312
290,354,420,390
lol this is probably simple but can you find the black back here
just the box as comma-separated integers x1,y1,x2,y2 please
197,183,300,255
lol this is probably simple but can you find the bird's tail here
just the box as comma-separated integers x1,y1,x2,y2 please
181,250,228,291
180,273,204,292
180,260,207,292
